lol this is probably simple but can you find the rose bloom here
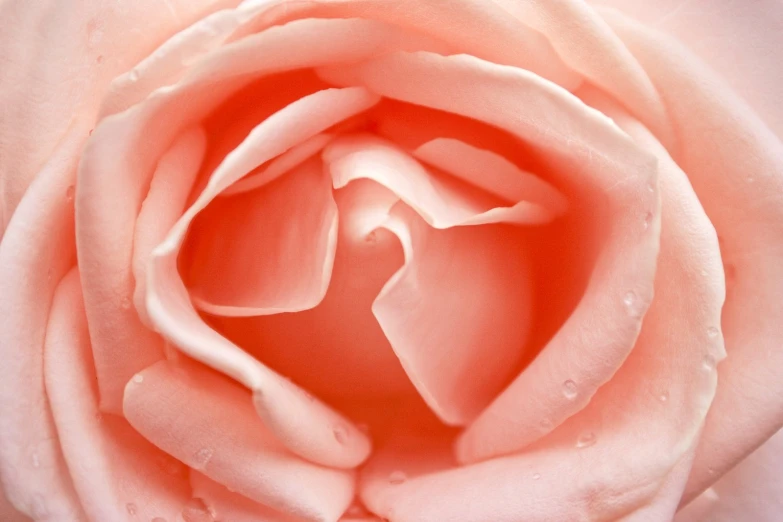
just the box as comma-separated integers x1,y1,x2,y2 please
1,0,782,521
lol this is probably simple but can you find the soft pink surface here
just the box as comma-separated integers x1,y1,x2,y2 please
0,0,781,521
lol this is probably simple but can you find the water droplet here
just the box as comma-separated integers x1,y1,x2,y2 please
129,69,140,82
539,417,554,430
707,327,720,339
576,432,597,449
532,473,541,480
658,391,669,403
65,185,75,202
132,374,144,384
702,353,717,372
333,424,348,444
31,452,39,468
700,269,708,276
121,296,132,310
643,211,653,230
152,518,167,522
388,470,407,485
364,230,378,244
126,502,137,515
623,291,644,317
182,498,214,522
746,176,755,183
47,268,52,281
707,467,716,475
192,447,213,469
562,380,578,400
646,182,655,193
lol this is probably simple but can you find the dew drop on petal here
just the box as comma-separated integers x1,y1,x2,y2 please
192,447,213,469
707,327,719,339
702,353,717,372
66,185,75,202
539,417,554,430
129,69,140,82
132,374,144,384
658,391,669,403
182,498,214,522
388,470,407,485
643,211,653,230
576,432,597,449
532,473,541,480
623,291,644,317
562,380,578,400
333,424,348,444
126,503,137,515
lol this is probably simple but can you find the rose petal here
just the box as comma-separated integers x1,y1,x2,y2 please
0,0,235,235
190,472,306,522
674,428,783,522
78,16,445,411
0,119,86,519
185,158,337,316
318,50,660,462
599,9,783,501
590,0,783,140
324,134,557,227
146,87,376,468
372,203,534,425
124,361,354,522
412,137,568,214
132,126,207,327
44,270,192,521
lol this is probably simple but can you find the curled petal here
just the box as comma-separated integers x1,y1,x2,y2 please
123,362,355,522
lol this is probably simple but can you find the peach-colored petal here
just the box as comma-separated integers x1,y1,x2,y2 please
0,120,86,520
675,428,783,522
372,203,533,425
133,126,207,327
590,0,783,140
221,133,334,197
123,361,355,522
358,101,722,520
412,137,569,214
78,16,445,412
324,134,558,227
190,472,306,522
186,159,337,316
317,50,660,462
0,0,237,236
146,88,376,468
599,9,783,501
0,488,30,522
44,270,192,521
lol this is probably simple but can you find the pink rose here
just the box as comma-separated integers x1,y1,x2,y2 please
1,0,782,521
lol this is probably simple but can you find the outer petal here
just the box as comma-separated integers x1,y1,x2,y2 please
45,270,191,521
0,0,238,235
124,362,355,522
589,0,783,140
600,9,783,501
674,427,783,522
0,119,86,520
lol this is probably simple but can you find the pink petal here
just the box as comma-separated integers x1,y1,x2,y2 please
185,158,337,316
133,126,207,327
146,88,376,468
77,16,442,411
372,203,534,425
211,179,413,402
123,361,355,522
0,0,236,235
317,50,660,462
590,0,783,140
190,472,306,522
600,10,783,501
412,137,568,214
45,270,192,521
675,428,783,522
324,134,557,227
0,120,86,520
